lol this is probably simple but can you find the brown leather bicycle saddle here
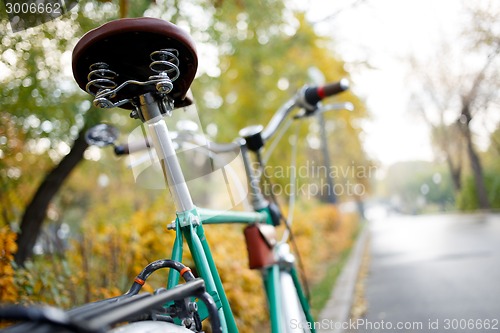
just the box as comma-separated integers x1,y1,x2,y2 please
72,17,198,109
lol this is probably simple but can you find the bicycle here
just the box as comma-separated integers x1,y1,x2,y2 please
0,17,349,333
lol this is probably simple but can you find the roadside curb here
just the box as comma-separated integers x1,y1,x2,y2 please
317,222,370,333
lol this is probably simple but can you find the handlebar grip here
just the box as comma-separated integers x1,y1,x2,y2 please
304,78,349,106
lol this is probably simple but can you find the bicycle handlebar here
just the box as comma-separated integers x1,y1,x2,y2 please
114,132,241,156
112,79,349,155
262,78,349,141
301,78,349,111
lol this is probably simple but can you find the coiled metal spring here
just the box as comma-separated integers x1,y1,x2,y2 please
149,49,180,94
84,48,181,109
85,62,117,96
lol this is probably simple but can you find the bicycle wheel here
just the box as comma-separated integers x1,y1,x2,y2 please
280,270,312,333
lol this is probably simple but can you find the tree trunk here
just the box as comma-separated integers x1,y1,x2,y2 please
14,128,89,266
119,0,128,18
463,127,490,209
459,105,490,210
431,124,462,194
445,154,462,192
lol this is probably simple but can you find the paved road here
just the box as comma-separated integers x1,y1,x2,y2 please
352,213,500,333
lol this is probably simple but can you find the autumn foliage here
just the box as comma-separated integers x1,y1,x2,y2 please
0,227,17,303
0,1,365,331
0,199,358,332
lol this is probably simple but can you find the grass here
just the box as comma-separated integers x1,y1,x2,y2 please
310,248,351,318
309,222,364,318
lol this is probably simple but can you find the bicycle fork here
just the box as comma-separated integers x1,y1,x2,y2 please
275,243,315,333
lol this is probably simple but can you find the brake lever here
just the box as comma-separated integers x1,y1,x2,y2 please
318,102,354,113
293,102,354,119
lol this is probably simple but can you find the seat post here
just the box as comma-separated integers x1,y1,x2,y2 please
137,93,195,213
72,18,200,212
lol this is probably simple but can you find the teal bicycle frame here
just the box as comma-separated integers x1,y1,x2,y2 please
138,92,315,333
165,207,314,333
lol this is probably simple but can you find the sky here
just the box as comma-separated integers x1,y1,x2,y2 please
301,0,465,167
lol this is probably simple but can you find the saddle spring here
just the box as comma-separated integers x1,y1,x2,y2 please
149,49,180,94
85,62,118,97
84,49,181,109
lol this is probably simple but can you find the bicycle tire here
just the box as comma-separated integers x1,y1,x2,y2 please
279,271,312,333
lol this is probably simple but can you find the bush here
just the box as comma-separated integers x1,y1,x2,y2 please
5,201,358,332
456,172,500,211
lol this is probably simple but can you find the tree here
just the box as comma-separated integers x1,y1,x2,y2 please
430,124,464,192
383,161,454,213
408,1,500,210
196,6,369,202
489,125,500,155
0,0,144,264
2,0,220,264
2,0,368,266
1,3,365,330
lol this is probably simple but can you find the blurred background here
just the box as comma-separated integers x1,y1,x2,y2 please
0,0,499,331
307,0,500,217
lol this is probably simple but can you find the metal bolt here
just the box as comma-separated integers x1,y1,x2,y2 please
192,216,200,226
187,302,198,313
93,97,113,109
182,318,193,328
156,80,173,94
